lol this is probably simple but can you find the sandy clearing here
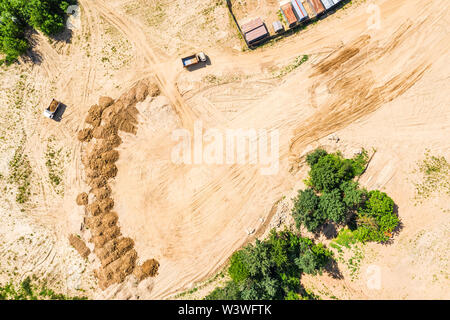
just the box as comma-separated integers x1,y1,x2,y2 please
0,0,448,300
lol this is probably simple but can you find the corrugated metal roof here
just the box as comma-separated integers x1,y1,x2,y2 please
273,21,284,33
245,25,269,43
291,0,308,20
309,0,325,14
241,17,264,34
301,0,317,18
281,3,298,26
320,0,335,10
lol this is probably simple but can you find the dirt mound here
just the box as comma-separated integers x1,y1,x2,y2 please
77,79,161,289
77,128,93,142
92,186,112,200
98,96,115,110
134,259,160,281
98,197,114,213
69,234,91,259
76,192,89,206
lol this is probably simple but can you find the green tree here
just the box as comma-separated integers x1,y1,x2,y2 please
341,180,367,208
364,190,394,217
292,188,325,232
228,250,249,283
306,148,328,167
318,189,347,223
309,154,345,192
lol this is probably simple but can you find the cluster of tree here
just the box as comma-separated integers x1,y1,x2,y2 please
0,277,86,300
292,148,399,243
205,229,332,300
0,0,75,64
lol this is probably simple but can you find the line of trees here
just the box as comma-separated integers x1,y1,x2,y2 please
205,229,332,300
0,0,75,64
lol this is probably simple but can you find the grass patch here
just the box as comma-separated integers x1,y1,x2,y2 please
272,55,309,78
8,138,32,204
413,149,450,204
45,136,67,196
0,277,87,300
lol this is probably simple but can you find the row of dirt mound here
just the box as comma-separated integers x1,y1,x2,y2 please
75,79,161,289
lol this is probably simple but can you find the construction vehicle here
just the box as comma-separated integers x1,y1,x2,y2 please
181,52,207,68
44,99,61,119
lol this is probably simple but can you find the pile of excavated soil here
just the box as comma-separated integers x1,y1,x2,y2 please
76,79,160,289
69,234,91,259
134,259,160,281
76,192,89,206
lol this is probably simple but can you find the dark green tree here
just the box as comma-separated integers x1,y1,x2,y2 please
306,148,328,167
292,188,325,232
318,189,347,223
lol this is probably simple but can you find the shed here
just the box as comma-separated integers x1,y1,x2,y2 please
309,0,326,14
291,0,309,21
280,1,298,27
301,0,317,18
241,17,264,34
240,17,269,45
245,25,269,44
320,0,335,10
272,21,284,33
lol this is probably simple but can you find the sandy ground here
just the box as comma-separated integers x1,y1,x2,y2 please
0,0,448,299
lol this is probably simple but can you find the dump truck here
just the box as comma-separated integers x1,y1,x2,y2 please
44,99,61,119
181,52,207,68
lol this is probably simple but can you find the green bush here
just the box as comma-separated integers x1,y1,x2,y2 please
355,191,399,243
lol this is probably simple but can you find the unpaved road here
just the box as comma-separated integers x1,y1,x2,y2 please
0,0,448,299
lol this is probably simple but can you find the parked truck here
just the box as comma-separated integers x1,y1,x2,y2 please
44,99,61,119
181,52,207,68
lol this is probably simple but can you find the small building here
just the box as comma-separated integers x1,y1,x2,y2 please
280,1,298,27
291,0,309,21
272,21,284,33
309,0,326,15
320,0,335,10
241,17,269,45
301,0,317,18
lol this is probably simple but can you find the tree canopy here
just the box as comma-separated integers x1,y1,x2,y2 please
293,148,399,242
0,0,74,63
205,230,333,300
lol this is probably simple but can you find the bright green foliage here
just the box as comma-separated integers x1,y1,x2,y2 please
228,250,249,284
355,191,399,243
318,189,347,224
205,230,332,300
292,188,325,232
0,0,75,63
362,190,394,217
